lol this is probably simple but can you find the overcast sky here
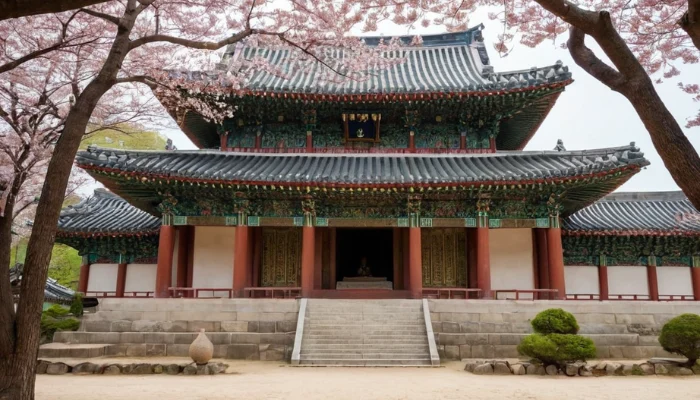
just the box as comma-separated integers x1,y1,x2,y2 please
162,16,700,194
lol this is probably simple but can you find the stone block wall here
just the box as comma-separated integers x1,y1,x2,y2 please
429,300,700,360
53,299,299,361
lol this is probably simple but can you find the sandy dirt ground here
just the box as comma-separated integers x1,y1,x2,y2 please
36,360,700,400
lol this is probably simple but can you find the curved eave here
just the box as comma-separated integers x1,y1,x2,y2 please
562,229,700,237
56,229,160,238
499,92,562,151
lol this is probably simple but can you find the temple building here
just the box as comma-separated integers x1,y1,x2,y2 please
57,27,700,301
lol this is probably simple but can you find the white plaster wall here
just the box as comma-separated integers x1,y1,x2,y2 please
489,228,534,299
124,264,157,294
608,266,649,298
658,266,694,296
192,226,235,297
564,266,599,295
86,263,118,293
171,230,179,286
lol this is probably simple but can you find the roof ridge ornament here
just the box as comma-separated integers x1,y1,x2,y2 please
554,139,566,151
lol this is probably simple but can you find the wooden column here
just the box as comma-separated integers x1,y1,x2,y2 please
220,132,228,151
489,137,496,152
255,132,262,149
329,228,337,290
78,256,91,294
408,227,422,299
116,262,127,297
155,224,175,298
233,224,251,297
647,255,659,301
476,226,491,298
393,228,402,290
306,131,313,152
409,131,416,153
534,229,549,290
691,257,700,301
186,226,195,297
546,224,566,300
598,254,609,301
467,229,477,289
176,226,189,288
403,228,410,290
459,132,466,150
252,227,262,288
301,225,315,297
314,229,323,289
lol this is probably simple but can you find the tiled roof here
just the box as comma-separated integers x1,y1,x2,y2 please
563,191,700,235
57,189,160,236
170,28,571,95
77,143,647,187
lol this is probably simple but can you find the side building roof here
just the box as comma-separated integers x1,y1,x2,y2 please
562,191,700,236
57,188,160,237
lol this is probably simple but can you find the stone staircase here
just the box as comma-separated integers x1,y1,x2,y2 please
296,299,438,366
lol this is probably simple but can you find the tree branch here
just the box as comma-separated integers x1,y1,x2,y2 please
79,7,120,25
0,0,109,21
567,26,627,91
128,28,253,51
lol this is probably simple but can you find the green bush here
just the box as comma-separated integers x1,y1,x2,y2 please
659,313,700,365
44,304,70,319
531,308,579,334
70,293,84,317
518,333,596,366
40,314,80,342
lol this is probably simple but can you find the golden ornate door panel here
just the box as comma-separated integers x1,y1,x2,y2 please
261,228,301,287
421,228,467,287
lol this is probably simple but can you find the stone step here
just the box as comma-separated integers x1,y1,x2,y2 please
304,332,427,339
302,344,429,351
304,325,426,332
38,343,112,358
306,322,425,327
306,308,422,313
302,338,427,345
300,353,430,360
297,358,432,366
302,348,429,355
308,316,424,323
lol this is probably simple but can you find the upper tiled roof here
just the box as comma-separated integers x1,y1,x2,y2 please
77,143,647,187
57,189,160,236
170,27,571,95
563,191,700,236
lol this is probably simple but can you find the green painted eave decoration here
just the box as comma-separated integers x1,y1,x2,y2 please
562,235,700,266
56,235,159,263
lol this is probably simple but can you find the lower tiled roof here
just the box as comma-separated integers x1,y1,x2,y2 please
76,143,647,186
563,191,700,236
57,189,160,236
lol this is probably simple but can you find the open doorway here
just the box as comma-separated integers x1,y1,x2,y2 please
335,228,394,285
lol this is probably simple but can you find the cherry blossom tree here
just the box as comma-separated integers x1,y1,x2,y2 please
0,0,110,21
368,0,700,208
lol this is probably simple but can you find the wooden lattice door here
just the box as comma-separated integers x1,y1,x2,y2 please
261,228,302,287
421,228,467,287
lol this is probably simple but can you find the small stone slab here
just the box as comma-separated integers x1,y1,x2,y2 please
46,363,70,375
473,364,493,375
493,362,511,375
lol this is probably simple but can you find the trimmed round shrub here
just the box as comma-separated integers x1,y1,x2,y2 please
659,313,700,365
531,308,579,334
70,293,84,317
517,333,596,366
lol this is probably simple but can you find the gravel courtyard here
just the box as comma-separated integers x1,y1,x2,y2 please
35,360,700,400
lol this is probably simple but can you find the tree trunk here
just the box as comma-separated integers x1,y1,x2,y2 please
0,193,17,358
619,79,700,208
0,5,139,397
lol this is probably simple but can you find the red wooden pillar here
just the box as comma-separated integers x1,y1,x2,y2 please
255,132,262,149
691,256,700,301
155,224,175,298
459,132,466,150
476,226,491,299
393,228,402,290
409,131,416,153
116,262,127,297
306,131,313,152
329,228,337,290
186,226,195,297
233,224,251,297
598,254,609,301
466,229,477,289
301,225,315,297
489,137,496,152
403,228,410,290
647,255,659,301
252,227,262,288
176,226,189,288
408,227,422,299
535,229,549,290
546,224,566,300
78,257,91,294
314,229,323,289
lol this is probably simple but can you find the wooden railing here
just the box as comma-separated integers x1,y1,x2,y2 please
566,294,601,300
493,289,559,300
422,288,483,299
168,287,233,298
659,294,695,301
85,291,117,298
608,294,651,301
123,291,154,298
243,287,301,299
